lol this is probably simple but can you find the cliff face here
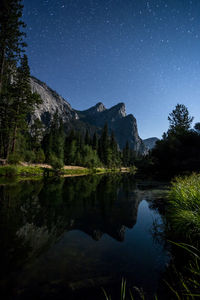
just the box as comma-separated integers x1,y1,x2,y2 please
30,77,147,154
143,137,159,150
76,102,146,153
30,77,78,126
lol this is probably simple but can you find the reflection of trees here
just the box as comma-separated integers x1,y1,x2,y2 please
0,174,143,285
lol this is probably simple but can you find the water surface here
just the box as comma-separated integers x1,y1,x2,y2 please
0,174,169,299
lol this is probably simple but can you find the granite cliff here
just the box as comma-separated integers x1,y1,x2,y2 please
143,137,159,150
30,77,148,154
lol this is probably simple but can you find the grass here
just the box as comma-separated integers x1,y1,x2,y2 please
164,242,200,299
102,278,157,300
167,173,200,241
0,164,131,179
160,174,200,299
0,165,43,177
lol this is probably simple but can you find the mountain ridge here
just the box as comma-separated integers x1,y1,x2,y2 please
30,76,154,154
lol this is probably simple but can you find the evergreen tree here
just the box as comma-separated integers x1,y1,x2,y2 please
0,1,42,159
98,123,111,166
123,141,130,166
30,118,44,151
110,131,121,167
84,129,90,145
0,0,26,92
10,54,41,154
151,104,200,177
92,132,98,150
194,122,200,134
168,103,193,134
43,112,65,166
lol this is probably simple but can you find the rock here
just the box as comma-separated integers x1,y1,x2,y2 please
0,159,7,165
76,102,147,153
143,137,159,150
30,76,147,154
30,77,78,126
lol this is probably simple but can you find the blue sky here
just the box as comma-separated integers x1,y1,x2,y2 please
23,0,200,138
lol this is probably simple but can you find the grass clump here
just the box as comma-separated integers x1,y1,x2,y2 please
0,165,44,178
62,168,91,176
167,173,200,241
0,165,18,177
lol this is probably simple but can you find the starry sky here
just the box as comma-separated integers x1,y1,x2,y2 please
22,0,200,139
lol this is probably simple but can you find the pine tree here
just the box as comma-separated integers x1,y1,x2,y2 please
92,132,98,150
0,0,26,92
46,112,65,165
168,104,193,134
123,141,130,166
0,1,42,159
110,131,120,167
10,54,41,154
84,129,90,145
98,123,110,165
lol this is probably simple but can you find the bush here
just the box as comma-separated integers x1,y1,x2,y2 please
35,149,45,163
7,153,21,164
49,154,64,170
0,166,18,177
24,150,36,163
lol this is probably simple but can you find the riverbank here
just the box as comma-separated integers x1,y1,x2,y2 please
152,173,200,299
0,163,132,179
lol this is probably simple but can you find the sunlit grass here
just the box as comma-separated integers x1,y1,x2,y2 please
167,173,200,240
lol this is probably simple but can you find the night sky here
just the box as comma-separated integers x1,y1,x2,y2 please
23,0,200,139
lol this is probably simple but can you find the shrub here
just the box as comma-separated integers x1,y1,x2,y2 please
35,149,45,163
0,166,18,177
49,154,64,170
7,153,21,164
24,150,36,163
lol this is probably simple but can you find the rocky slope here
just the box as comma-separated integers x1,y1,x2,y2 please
143,137,159,150
30,77,147,154
76,102,146,152
30,77,78,126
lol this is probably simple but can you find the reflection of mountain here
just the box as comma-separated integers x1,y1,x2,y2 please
0,176,168,299
64,189,143,242
0,175,144,262
14,176,144,250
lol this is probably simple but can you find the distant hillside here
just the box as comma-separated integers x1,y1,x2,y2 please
143,137,159,150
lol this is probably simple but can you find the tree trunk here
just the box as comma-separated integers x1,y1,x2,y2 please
11,104,19,154
0,47,6,93
11,126,17,153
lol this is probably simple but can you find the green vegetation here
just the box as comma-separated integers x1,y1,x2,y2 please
167,174,200,241
0,165,43,178
0,164,130,179
137,103,200,178
150,173,200,299
164,242,200,300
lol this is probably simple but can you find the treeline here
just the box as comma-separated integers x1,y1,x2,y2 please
14,112,137,168
139,104,200,178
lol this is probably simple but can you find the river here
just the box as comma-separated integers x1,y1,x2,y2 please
0,174,170,299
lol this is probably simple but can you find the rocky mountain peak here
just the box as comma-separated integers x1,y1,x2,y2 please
109,102,126,118
31,76,148,154
95,102,106,112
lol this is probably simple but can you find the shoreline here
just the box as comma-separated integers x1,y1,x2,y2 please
0,163,132,180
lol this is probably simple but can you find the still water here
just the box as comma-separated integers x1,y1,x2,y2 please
0,174,170,299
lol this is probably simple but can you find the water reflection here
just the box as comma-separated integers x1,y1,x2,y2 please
0,175,169,299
